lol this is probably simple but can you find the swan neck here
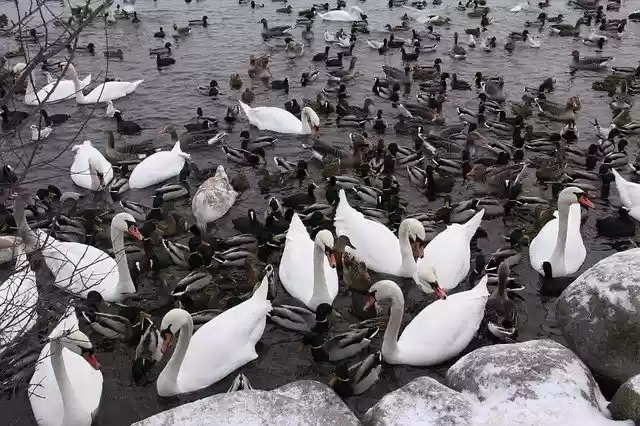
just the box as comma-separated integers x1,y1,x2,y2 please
397,221,416,275
51,341,80,423
301,109,310,134
382,288,404,358
110,225,135,295
552,202,570,260
65,64,86,103
161,317,193,394
310,241,330,308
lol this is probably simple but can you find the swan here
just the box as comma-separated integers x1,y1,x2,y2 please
57,61,143,104
334,189,426,277
364,277,489,366
612,169,640,221
128,141,190,189
316,6,365,22
29,310,102,426
278,214,339,311
529,186,593,278
30,124,52,140
526,35,541,48
105,100,119,118
40,212,143,301
22,69,92,105
414,209,484,294
192,165,238,232
238,100,320,135
156,266,273,396
510,1,529,12
70,140,114,191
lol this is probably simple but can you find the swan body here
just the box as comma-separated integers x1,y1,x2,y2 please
334,189,425,277
0,251,37,353
529,187,592,277
367,278,488,366
156,267,273,396
23,71,92,105
316,6,365,22
128,142,190,189
59,62,143,104
279,214,339,311
192,165,238,232
415,209,484,293
70,140,114,191
41,213,142,301
238,101,320,135
612,169,640,221
29,310,102,426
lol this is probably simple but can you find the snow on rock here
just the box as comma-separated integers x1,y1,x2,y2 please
131,380,358,426
447,340,632,426
609,374,640,423
556,248,640,384
363,376,473,426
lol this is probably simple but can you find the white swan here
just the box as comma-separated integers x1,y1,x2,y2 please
30,124,52,141
41,212,143,301
366,40,384,49
334,189,425,277
58,61,143,104
105,100,119,118
29,310,102,426
526,35,541,48
279,214,338,311
365,277,489,366
128,141,190,189
529,186,592,278
238,100,320,135
156,267,273,396
192,165,238,232
70,140,114,191
22,69,92,105
415,209,484,294
510,1,529,12
612,169,640,221
316,5,365,21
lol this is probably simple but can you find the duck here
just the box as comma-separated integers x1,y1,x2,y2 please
259,18,292,39
40,109,69,126
301,70,319,87
30,124,53,141
172,23,192,37
29,311,102,426
313,46,330,61
401,47,420,62
364,277,488,365
70,140,114,191
334,190,425,277
450,32,467,59
129,142,191,189
154,27,165,38
596,206,636,237
149,42,172,55
57,62,143,104
570,50,613,71
529,187,593,278
156,267,272,396
221,144,266,166
387,34,405,48
270,302,333,333
414,209,484,295
325,52,344,67
329,352,383,398
192,165,238,232
271,77,290,92
485,262,518,340
156,54,176,68
104,49,124,59
113,111,141,135
279,214,338,311
302,327,379,362
238,100,320,135
241,87,255,103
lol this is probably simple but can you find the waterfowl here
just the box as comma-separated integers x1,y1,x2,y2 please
198,80,219,97
238,100,320,135
221,144,266,166
157,269,272,396
241,87,255,103
330,352,382,398
270,302,333,333
279,215,338,310
19,66,92,106
550,18,586,36
58,62,143,104
39,109,69,127
70,140,114,191
113,111,141,135
570,50,614,71
301,70,319,87
149,42,172,55
387,34,405,49
271,77,290,92
172,23,192,37
192,165,238,232
313,46,330,62
529,187,592,278
302,327,378,362
154,27,165,38
596,206,635,237
401,47,420,62
334,190,425,277
30,124,53,141
259,18,292,39
450,32,467,59
364,277,488,365
485,262,518,340
316,5,366,22
156,54,175,68
129,142,190,189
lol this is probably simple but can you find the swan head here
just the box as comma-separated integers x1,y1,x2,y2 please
557,186,594,209
401,218,426,260
112,212,143,240
58,329,101,369
363,280,402,312
416,264,447,299
315,229,336,268
160,308,192,353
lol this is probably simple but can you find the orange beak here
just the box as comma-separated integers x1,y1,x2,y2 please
431,283,447,299
161,332,173,354
326,250,336,268
363,294,376,311
82,351,101,370
128,225,143,241
578,194,594,209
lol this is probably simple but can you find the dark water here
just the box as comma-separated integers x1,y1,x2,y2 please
2,0,639,423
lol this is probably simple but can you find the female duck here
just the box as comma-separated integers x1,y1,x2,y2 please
238,100,320,135
334,190,426,277
157,266,273,396
57,62,143,104
364,277,489,366
529,187,593,278
192,165,238,233
279,214,338,311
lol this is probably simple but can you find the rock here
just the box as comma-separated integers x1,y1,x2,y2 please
132,380,358,426
556,248,640,384
363,376,473,426
609,375,640,423
447,339,629,426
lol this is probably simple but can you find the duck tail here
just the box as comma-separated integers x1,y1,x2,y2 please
464,208,485,240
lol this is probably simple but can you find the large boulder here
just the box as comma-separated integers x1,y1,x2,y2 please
131,380,358,426
363,377,472,426
609,375,640,423
447,340,630,426
556,248,640,384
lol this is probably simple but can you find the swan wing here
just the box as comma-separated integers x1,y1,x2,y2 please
613,169,640,208
84,80,143,103
279,214,316,305
70,143,114,190
334,190,403,275
129,151,186,189
397,276,488,366
177,299,270,393
418,224,471,290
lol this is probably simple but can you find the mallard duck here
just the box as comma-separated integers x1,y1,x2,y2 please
570,50,613,71
302,327,379,362
221,145,266,166
229,73,243,89
329,352,383,398
449,32,467,59
550,18,587,36
270,303,333,333
534,97,579,122
341,252,371,292
484,262,518,340
301,70,320,87
131,317,163,385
